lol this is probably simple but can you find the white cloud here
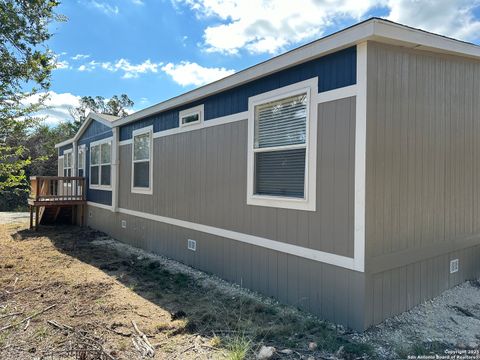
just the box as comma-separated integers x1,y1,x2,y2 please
77,60,98,72
131,0,144,5
173,0,480,55
22,91,81,125
71,54,91,61
77,59,163,78
109,59,162,79
161,61,235,86
386,0,480,42
88,0,119,16
55,60,70,70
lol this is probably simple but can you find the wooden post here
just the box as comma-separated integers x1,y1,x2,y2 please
29,205,33,230
80,204,85,227
35,178,40,202
35,206,39,231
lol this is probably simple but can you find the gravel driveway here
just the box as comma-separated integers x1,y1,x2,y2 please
0,212,30,225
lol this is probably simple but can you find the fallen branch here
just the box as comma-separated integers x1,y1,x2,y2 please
131,320,155,357
47,320,73,331
105,325,131,337
0,304,57,332
0,312,23,319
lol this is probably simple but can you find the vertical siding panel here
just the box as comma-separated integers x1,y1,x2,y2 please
373,274,383,325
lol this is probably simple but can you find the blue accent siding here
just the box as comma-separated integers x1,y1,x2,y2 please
78,120,113,206
120,46,356,140
59,144,72,156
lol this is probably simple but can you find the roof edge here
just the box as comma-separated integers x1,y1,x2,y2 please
54,112,115,148
113,18,480,128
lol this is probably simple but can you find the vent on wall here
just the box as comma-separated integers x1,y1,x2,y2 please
88,210,92,218
187,239,196,251
450,259,459,274
121,220,127,229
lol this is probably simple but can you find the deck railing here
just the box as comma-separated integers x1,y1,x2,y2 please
29,176,86,203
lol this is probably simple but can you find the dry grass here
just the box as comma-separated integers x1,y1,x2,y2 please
0,222,371,359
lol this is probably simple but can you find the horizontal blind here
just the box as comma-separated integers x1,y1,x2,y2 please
255,148,306,198
254,93,307,149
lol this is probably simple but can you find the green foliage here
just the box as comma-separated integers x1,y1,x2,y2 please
225,334,251,360
68,94,134,132
0,0,63,194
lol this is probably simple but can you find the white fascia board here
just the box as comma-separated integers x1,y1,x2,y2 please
55,113,114,149
372,20,480,59
112,18,480,130
112,21,375,127
55,138,74,148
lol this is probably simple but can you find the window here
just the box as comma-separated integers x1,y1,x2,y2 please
132,126,153,194
179,104,204,127
78,146,86,177
247,78,317,211
63,150,72,177
90,138,112,189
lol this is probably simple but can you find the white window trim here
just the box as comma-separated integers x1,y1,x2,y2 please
89,137,113,190
131,126,153,195
77,144,86,177
247,77,318,211
179,104,204,128
63,149,73,178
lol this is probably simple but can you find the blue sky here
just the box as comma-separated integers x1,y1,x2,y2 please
42,0,480,124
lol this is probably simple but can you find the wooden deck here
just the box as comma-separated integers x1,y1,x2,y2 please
28,176,86,230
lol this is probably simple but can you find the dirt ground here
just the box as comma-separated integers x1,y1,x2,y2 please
0,214,479,360
0,217,370,360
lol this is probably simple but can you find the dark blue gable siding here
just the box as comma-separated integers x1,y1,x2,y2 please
120,46,356,140
78,120,113,206
59,144,73,156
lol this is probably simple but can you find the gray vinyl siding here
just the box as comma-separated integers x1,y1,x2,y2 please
365,41,480,270
86,204,366,330
118,96,356,258
364,245,480,326
364,42,480,326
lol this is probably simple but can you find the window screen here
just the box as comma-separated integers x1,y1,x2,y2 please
181,112,200,125
63,152,72,177
133,131,151,189
90,145,100,186
253,93,307,198
90,141,111,187
78,147,85,177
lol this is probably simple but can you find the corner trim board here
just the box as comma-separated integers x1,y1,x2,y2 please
353,42,367,272
115,207,358,270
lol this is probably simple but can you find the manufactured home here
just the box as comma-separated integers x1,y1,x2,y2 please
38,18,480,330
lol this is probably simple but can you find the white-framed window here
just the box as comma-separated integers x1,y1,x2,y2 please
63,149,72,177
179,104,204,128
90,138,112,189
247,78,318,211
131,126,153,194
78,145,86,177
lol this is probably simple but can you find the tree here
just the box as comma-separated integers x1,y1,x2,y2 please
0,0,63,192
68,94,134,133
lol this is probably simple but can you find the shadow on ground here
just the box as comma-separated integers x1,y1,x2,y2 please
13,225,372,359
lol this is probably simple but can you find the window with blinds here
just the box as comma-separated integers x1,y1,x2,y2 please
253,93,307,198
